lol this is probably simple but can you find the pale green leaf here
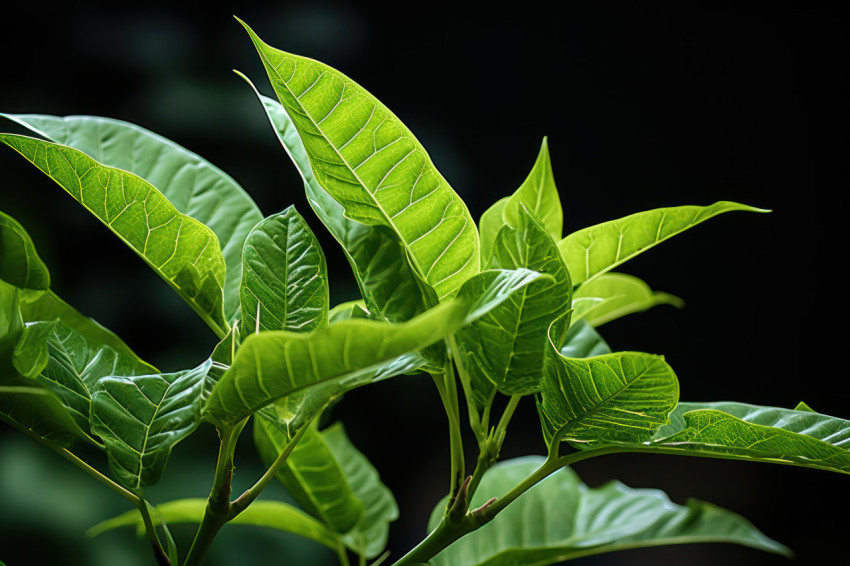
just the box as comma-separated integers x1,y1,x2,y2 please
502,138,563,241
240,206,328,336
87,498,342,552
325,424,398,559
478,197,508,266
428,457,789,566
1,113,263,322
90,360,212,489
558,201,767,286
572,272,684,327
0,210,50,291
11,320,57,378
455,208,571,411
538,313,679,448
240,20,479,301
254,416,363,533
559,319,611,359
240,75,430,323
328,300,370,323
0,134,230,337
643,402,850,474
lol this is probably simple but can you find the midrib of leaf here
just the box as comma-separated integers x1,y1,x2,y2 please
6,138,229,338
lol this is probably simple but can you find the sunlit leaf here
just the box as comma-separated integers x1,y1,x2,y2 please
502,138,563,241
572,272,683,327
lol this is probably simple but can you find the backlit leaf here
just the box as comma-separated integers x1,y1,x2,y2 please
572,272,683,327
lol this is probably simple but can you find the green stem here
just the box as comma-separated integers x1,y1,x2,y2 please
0,414,170,565
229,414,316,518
448,335,486,443
431,367,465,504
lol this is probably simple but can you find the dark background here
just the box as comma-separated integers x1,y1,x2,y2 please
0,2,846,565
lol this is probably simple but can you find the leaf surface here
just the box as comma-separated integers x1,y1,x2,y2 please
558,201,766,286
240,206,328,336
90,360,212,489
0,134,229,336
1,113,263,321
240,21,479,301
428,457,789,566
643,402,850,474
478,197,508,266
502,138,563,241
559,319,611,359
572,272,683,327
0,210,50,291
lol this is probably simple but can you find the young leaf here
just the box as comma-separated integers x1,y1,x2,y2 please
90,360,213,489
254,417,364,533
428,457,789,566
0,210,50,291
324,424,399,559
557,201,767,286
240,206,329,336
0,134,230,337
1,113,263,322
240,20,480,301
643,402,850,474
88,498,343,553
205,301,468,426
559,318,611,358
502,138,563,241
572,272,683,327
538,313,679,448
478,197,508,265
454,208,571,409
240,75,430,323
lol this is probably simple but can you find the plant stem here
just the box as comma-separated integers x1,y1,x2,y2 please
229,414,316,518
0,414,170,565
431,368,465,503
183,421,245,566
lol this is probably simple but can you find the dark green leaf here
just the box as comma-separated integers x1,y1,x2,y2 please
240,206,328,336
1,113,263,322
0,134,229,337
240,21,479,301
557,202,766,286
0,210,50,290
643,402,850,474
572,272,683,327
428,457,789,566
90,360,212,489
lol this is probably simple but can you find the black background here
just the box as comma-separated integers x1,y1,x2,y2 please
0,3,847,566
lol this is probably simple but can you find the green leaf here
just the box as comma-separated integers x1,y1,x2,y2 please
557,201,767,286
90,360,212,489
794,401,815,413
205,301,467,426
35,320,156,437
478,197,508,266
538,314,679,448
454,208,571,411
202,326,238,407
0,134,230,337
88,498,342,552
240,206,328,336
240,74,430,323
325,424,398,559
328,300,370,323
1,113,263,322
0,210,50,291
559,318,612,358
428,457,789,566
240,20,479,301
643,402,850,474
254,416,363,533
502,138,563,241
572,272,684,327
11,319,57,378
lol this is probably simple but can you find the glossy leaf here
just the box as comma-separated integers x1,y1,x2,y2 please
88,498,342,552
478,197,508,266
572,272,684,327
0,210,50,291
428,457,789,566
241,76,429,323
454,208,571,411
90,360,212,489
538,314,679,448
324,424,398,558
11,319,57,378
557,201,766,286
1,113,263,322
0,134,230,337
254,417,363,533
643,402,850,474
502,138,563,241
240,206,328,336
240,21,479,301
559,318,612,359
